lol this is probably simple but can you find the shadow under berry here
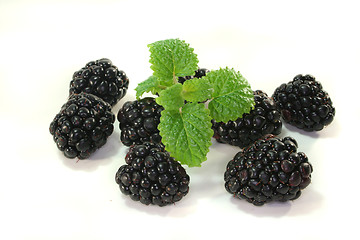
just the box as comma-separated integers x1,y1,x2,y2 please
281,116,340,140
60,131,121,172
122,191,197,218
229,188,323,217
118,140,238,217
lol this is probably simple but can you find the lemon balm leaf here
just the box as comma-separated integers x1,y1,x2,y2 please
135,75,165,99
158,103,213,167
135,39,256,168
182,78,213,103
156,83,184,111
148,39,199,86
206,67,255,122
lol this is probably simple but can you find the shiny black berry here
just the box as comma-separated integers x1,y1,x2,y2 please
49,93,115,159
115,142,190,206
117,97,163,146
272,74,335,131
69,58,129,106
212,90,282,148
224,134,313,206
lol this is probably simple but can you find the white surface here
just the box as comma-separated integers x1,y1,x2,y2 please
1,0,359,239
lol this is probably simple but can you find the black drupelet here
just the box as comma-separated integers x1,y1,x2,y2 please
117,97,164,146
224,135,313,206
212,90,282,148
115,142,190,206
69,58,129,106
272,74,335,131
49,92,115,159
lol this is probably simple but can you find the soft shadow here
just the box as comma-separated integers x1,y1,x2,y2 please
90,131,121,160
285,188,324,216
282,118,340,139
61,131,124,172
282,123,320,138
119,140,240,217
316,118,341,139
229,188,323,217
61,154,113,172
122,192,196,218
229,197,292,217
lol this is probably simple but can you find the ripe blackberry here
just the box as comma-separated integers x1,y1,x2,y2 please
178,68,209,84
117,97,163,146
69,58,129,106
49,93,115,159
115,142,190,206
212,90,282,148
224,135,313,206
272,74,335,131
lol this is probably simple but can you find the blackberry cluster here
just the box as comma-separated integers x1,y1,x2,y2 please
224,135,313,206
212,90,282,148
115,142,190,206
117,97,163,146
178,68,209,84
272,74,335,131
69,58,129,106
49,93,115,159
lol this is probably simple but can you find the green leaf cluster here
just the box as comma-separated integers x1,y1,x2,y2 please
159,103,213,167
135,38,255,167
148,38,199,86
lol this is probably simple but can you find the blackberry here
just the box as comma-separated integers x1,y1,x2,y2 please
69,58,129,106
115,142,190,206
212,90,282,148
224,134,313,206
117,97,163,146
178,68,209,84
272,74,335,131
49,93,115,159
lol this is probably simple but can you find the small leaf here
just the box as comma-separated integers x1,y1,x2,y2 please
148,39,199,86
158,103,213,167
156,83,184,111
135,75,165,99
206,67,254,122
182,78,213,103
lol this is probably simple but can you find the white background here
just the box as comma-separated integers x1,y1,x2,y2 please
1,0,359,239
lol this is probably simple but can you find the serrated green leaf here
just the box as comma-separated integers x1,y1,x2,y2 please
182,78,213,103
156,83,184,110
135,75,165,99
148,39,199,86
158,103,213,167
206,67,254,122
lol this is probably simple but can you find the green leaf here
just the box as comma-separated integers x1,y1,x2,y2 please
148,39,199,86
158,103,213,167
182,78,213,103
156,83,184,111
135,75,165,99
206,67,254,122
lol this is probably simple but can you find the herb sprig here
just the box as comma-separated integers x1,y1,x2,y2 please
135,39,254,167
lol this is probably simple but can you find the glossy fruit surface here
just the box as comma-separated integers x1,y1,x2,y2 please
224,134,313,206
272,74,335,131
115,142,190,206
69,58,129,106
212,90,282,148
49,93,115,159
